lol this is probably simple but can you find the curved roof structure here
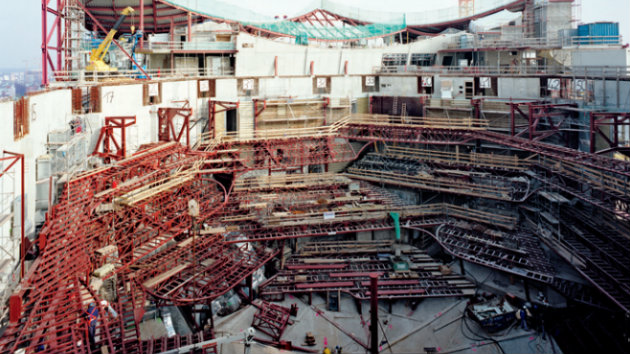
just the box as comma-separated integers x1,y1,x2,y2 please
82,0,526,40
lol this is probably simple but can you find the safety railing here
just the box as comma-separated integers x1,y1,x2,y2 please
49,66,235,83
143,40,237,52
467,35,623,49
375,64,630,78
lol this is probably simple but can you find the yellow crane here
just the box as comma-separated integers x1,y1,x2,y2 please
86,6,135,72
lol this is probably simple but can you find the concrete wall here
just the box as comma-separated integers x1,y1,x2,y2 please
234,32,457,77
571,48,628,67
545,2,572,40
379,76,420,97
0,89,73,269
592,80,630,109
498,77,540,99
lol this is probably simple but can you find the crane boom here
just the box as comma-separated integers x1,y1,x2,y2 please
87,6,134,72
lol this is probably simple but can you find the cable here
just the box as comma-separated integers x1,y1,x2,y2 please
377,317,394,354
461,314,506,354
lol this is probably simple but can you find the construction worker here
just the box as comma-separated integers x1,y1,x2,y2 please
519,306,528,330
85,302,99,347
323,346,331,354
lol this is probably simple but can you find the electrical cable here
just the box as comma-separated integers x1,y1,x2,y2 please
377,316,394,354
461,314,506,354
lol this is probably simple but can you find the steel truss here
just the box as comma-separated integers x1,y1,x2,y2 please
259,241,475,301
590,112,630,155
157,106,193,147
92,116,137,161
5,113,630,352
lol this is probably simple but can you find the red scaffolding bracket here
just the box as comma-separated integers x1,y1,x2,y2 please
507,101,575,141
590,112,630,155
0,152,25,279
251,301,295,342
253,99,267,131
41,0,66,87
92,116,137,161
208,100,239,139
157,107,193,147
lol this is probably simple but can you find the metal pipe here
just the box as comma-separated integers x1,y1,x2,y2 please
139,0,144,49
370,273,379,354
20,154,24,279
41,0,48,86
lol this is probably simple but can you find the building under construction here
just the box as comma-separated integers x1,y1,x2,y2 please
1,0,629,353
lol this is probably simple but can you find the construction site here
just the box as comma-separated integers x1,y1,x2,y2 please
0,0,629,353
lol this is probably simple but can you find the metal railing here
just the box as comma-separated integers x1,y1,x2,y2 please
463,35,624,49
144,40,236,52
49,66,235,83
375,64,630,78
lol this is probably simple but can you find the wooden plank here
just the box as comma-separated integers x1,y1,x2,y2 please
142,263,190,289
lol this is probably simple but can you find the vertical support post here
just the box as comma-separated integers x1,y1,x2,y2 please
253,100,258,132
523,277,531,302
122,119,127,158
139,0,144,49
310,61,314,76
510,102,515,136
42,0,49,87
274,56,278,77
589,112,595,154
207,299,214,329
170,18,175,43
527,103,534,140
56,0,62,73
20,154,25,279
247,273,253,303
369,274,379,354
344,61,349,75
185,114,190,148
187,12,192,42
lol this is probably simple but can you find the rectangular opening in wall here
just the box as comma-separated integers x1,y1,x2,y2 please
465,81,474,99
226,109,237,132
237,78,259,96
382,53,408,67
410,53,435,67
89,86,101,113
72,88,82,114
362,76,379,93
143,82,162,105
417,76,434,95
13,97,29,141
312,77,331,95
198,79,216,98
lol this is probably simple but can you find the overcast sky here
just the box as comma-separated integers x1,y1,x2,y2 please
0,0,627,70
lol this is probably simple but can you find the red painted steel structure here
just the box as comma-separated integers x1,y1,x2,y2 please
0,152,25,278
157,107,193,147
251,301,294,342
43,0,530,85
590,112,630,154
208,100,238,139
41,0,150,86
3,113,630,352
369,274,378,354
505,101,577,140
41,0,66,87
92,116,137,161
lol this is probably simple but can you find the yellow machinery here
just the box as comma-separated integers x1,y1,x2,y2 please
86,6,134,72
